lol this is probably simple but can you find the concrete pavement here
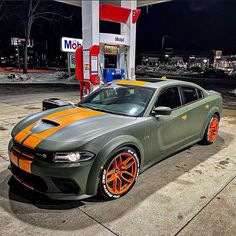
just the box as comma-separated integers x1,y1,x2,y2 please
0,87,236,236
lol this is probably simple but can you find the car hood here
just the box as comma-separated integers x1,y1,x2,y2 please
12,106,136,150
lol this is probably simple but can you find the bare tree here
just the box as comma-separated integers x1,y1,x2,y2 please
0,0,72,73
22,0,36,73
22,0,71,73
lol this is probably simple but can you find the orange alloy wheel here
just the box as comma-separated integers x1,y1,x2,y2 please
105,152,138,195
208,117,219,143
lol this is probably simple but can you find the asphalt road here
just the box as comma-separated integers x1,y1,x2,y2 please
0,86,236,235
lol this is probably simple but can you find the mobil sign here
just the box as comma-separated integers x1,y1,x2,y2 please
61,37,83,53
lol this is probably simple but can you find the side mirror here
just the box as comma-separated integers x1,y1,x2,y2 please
152,106,172,116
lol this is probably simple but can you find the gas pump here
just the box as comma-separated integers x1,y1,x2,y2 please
102,44,126,83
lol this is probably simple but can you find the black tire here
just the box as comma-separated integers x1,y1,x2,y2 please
201,114,219,145
98,146,140,200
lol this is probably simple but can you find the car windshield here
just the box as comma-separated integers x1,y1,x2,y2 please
78,83,155,117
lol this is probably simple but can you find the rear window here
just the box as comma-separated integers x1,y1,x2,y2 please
181,87,198,104
197,89,204,99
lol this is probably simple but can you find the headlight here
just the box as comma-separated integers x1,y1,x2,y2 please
53,151,95,163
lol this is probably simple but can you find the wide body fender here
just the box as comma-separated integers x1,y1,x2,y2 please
85,135,144,195
200,106,221,139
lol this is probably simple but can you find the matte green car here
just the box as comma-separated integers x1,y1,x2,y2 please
8,79,222,200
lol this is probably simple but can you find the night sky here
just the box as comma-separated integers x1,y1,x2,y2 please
1,0,236,58
137,0,236,54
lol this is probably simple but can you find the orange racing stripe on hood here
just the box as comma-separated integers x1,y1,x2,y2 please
42,107,86,121
12,107,95,173
14,122,37,144
22,109,105,149
14,107,86,144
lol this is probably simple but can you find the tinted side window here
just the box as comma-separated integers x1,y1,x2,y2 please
156,87,181,109
181,87,198,104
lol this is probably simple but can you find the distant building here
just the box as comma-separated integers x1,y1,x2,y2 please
188,56,209,69
168,56,184,67
142,56,160,66
214,55,236,71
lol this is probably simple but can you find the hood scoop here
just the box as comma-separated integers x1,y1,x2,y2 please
41,119,60,126
31,119,60,134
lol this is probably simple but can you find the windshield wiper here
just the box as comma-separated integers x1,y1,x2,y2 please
78,103,106,112
85,105,108,113
78,103,131,116
81,104,121,115
77,103,89,108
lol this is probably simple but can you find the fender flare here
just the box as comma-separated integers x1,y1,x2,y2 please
85,135,144,195
200,106,221,138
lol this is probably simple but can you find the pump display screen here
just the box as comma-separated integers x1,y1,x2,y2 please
105,45,118,56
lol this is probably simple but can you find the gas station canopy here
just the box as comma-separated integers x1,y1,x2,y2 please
56,0,172,8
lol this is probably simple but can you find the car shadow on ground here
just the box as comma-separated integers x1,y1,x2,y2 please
0,131,233,231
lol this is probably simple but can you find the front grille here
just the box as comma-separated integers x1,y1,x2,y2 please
12,144,35,160
11,163,48,192
12,140,52,162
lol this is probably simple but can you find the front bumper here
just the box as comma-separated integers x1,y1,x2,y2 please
8,150,96,200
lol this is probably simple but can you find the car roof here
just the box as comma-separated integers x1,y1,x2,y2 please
113,78,201,90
